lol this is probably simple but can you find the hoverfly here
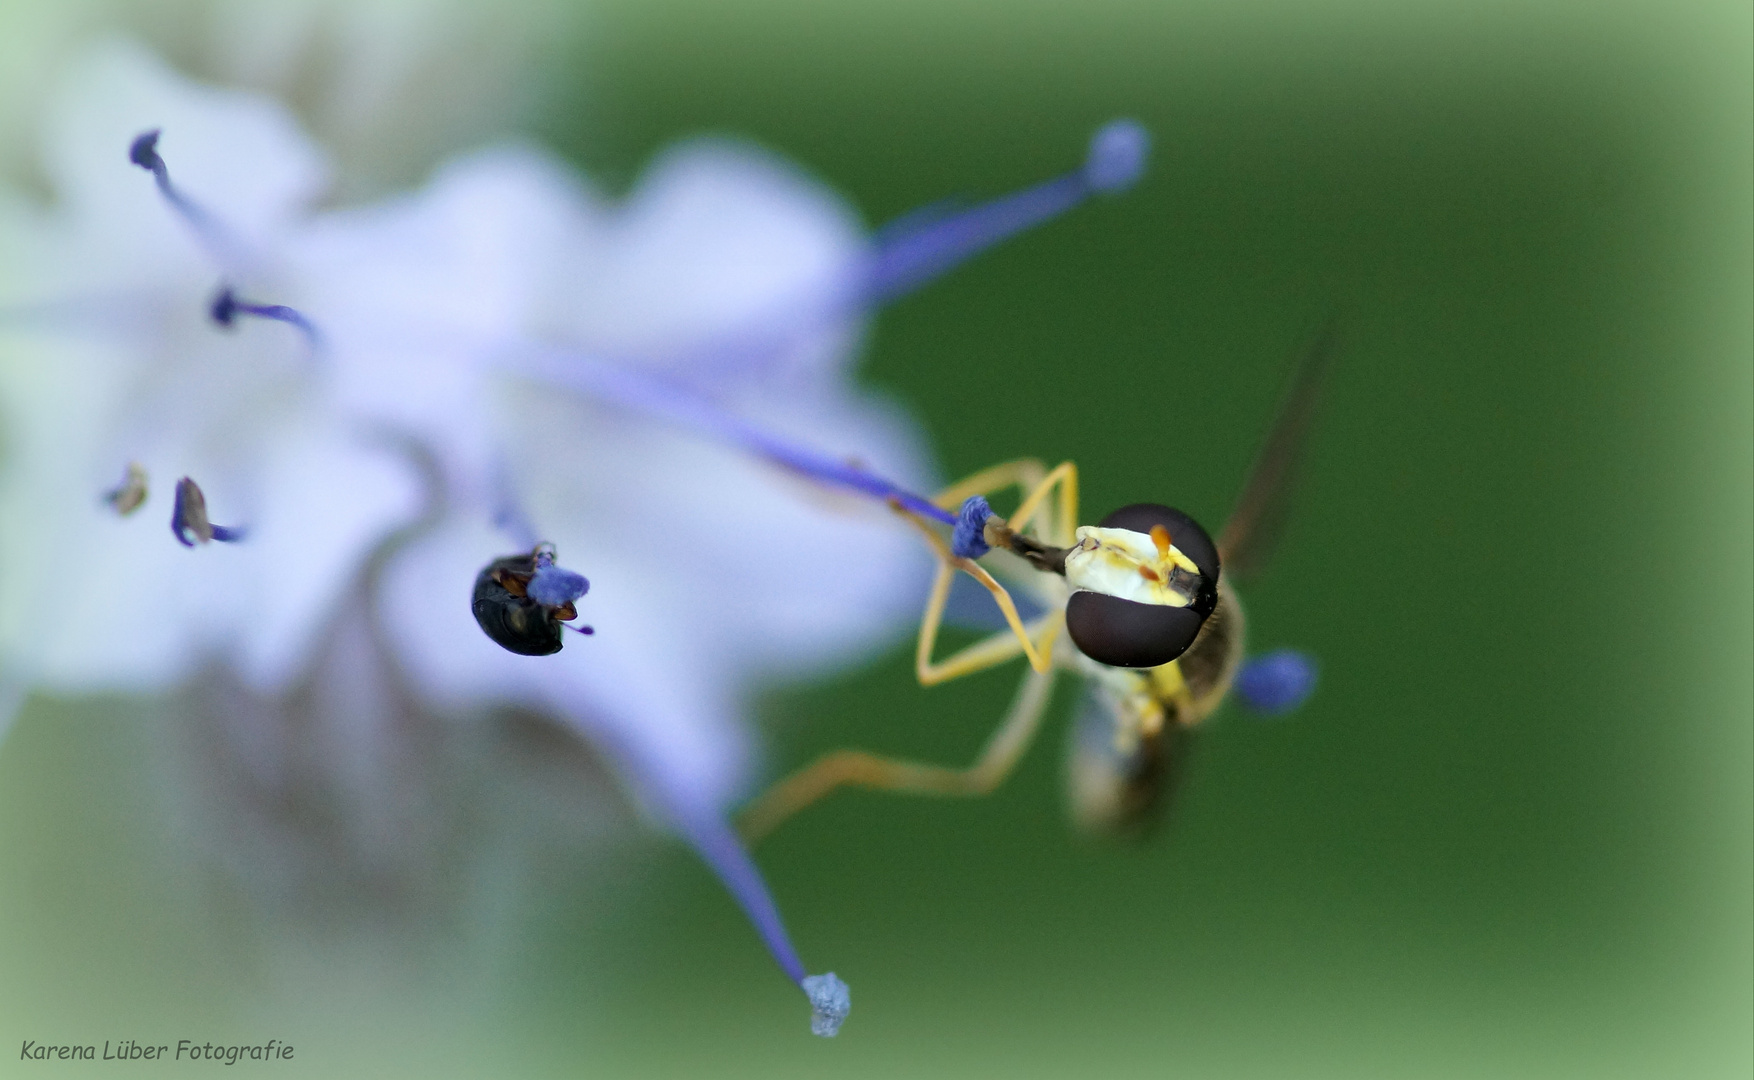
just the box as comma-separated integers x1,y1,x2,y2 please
737,325,1332,842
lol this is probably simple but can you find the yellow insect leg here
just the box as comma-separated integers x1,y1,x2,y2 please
931,458,1049,511
897,509,1059,684
1008,460,1079,547
738,667,1058,844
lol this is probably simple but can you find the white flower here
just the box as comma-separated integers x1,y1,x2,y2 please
283,135,938,808
0,40,394,701
1,35,928,769
0,38,1147,1033
0,38,936,1034
0,0,589,198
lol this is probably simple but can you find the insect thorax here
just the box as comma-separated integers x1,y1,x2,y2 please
1173,578,1246,722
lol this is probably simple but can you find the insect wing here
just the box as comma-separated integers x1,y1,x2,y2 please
1218,320,1338,580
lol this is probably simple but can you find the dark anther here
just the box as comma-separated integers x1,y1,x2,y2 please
103,462,149,516
206,284,321,346
170,476,245,546
209,286,239,327
129,129,163,171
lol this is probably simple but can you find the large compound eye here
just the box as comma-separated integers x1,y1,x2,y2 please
1066,591,1205,668
1065,503,1220,668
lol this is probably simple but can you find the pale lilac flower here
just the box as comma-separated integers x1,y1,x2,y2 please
0,41,409,705
0,40,1148,1033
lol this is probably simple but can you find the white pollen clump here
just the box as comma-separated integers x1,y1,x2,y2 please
802,972,851,1037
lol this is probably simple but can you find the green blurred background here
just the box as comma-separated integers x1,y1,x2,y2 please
2,1,1749,1077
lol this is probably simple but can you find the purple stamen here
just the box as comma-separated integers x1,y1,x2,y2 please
170,476,246,547
131,132,321,352
209,286,321,349
863,118,1151,302
128,129,242,266
951,495,994,559
673,808,807,982
547,700,835,1033
520,349,956,526
1234,649,1318,715
500,122,1152,514
670,802,852,1034
129,130,220,240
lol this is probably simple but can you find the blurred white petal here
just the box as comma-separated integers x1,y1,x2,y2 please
2,39,932,829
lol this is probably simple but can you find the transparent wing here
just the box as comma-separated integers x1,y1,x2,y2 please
1218,319,1339,580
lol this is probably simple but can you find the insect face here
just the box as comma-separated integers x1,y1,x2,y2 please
1063,503,1220,668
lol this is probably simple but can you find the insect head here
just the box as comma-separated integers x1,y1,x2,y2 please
1062,503,1219,668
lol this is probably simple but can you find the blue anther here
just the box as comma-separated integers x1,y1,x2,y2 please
1234,649,1318,715
802,972,851,1037
529,564,589,607
952,495,994,560
1083,118,1150,193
